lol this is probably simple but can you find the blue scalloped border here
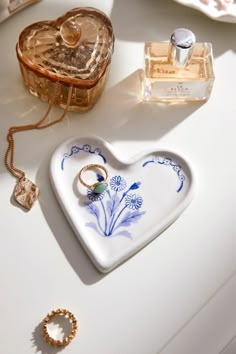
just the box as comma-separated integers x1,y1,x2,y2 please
61,144,107,170
142,156,185,192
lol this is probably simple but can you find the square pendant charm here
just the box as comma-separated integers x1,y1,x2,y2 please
14,177,39,210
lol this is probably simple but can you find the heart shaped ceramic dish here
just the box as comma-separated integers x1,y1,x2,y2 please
50,137,196,272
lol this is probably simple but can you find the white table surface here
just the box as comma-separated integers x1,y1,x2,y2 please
1,1,236,353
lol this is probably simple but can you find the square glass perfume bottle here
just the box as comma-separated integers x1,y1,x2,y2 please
143,28,215,103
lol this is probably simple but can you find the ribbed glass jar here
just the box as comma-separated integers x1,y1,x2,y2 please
16,7,115,111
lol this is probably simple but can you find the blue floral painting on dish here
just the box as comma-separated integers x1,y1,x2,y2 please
142,156,185,192
85,175,146,239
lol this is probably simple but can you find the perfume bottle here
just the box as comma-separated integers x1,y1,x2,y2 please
143,28,215,103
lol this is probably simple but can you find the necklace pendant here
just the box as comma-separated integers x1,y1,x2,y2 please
14,177,39,210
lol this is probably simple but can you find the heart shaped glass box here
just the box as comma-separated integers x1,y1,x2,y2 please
16,7,115,111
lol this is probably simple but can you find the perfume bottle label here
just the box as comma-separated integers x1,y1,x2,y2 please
152,81,210,99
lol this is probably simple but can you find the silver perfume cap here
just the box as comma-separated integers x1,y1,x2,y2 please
169,28,196,67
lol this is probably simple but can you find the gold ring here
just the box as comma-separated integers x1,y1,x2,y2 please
78,163,108,194
42,308,78,347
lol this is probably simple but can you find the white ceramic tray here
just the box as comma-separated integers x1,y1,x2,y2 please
173,0,236,23
50,136,196,272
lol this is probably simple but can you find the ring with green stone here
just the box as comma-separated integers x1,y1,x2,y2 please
78,163,108,194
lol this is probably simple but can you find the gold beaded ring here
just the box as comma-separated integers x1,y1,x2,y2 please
42,308,78,347
78,163,108,194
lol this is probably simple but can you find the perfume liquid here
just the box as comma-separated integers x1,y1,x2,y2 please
143,28,215,103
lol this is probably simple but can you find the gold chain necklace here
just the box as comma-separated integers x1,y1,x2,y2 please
4,84,73,210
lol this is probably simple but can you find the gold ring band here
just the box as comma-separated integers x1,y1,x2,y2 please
42,308,78,347
78,163,108,194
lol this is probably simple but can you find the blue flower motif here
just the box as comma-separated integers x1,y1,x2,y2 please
83,144,91,152
173,165,181,173
71,145,80,153
85,174,145,237
96,173,105,182
87,189,105,201
110,176,127,192
125,194,143,210
94,148,101,155
129,182,141,190
164,158,171,165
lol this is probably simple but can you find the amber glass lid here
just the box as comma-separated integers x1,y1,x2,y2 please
17,7,114,86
